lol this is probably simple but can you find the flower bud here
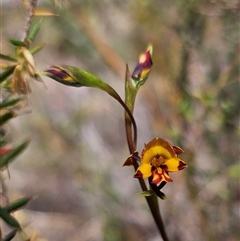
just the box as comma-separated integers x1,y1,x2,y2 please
131,45,153,88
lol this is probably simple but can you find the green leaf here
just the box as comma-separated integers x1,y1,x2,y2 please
0,66,16,83
3,229,18,241
30,43,46,55
28,21,41,43
0,207,20,228
9,39,27,47
0,141,30,169
0,111,16,125
0,98,20,109
0,54,17,62
6,197,32,213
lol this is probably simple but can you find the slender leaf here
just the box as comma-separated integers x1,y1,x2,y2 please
34,9,58,16
28,21,41,43
0,207,20,228
0,111,16,125
30,43,46,55
0,141,30,169
3,229,18,241
0,66,16,83
0,98,20,109
0,54,17,62
7,197,32,213
9,39,27,47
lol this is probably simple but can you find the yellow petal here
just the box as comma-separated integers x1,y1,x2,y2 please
22,49,35,69
134,163,152,179
141,138,175,164
161,158,187,172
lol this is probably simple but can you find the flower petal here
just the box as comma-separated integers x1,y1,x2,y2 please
141,138,175,164
122,151,139,166
173,146,184,156
134,163,152,179
45,66,80,87
131,45,153,83
46,66,73,81
161,158,187,172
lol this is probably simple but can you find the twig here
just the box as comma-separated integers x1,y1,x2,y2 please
23,0,38,46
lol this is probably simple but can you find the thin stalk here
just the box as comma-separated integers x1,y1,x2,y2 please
124,65,169,241
94,82,137,146
23,0,38,46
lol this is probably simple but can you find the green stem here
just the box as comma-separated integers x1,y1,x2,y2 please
124,65,137,151
95,83,137,146
124,65,169,241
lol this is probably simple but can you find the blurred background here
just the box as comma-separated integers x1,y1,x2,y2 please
1,0,239,240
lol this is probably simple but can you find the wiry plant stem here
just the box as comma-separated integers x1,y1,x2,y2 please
124,65,169,241
23,0,38,46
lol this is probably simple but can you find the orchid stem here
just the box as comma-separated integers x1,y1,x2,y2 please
124,64,169,241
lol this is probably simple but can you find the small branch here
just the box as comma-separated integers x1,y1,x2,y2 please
23,0,38,46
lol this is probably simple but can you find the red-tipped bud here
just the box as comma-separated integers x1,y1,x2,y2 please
131,45,153,88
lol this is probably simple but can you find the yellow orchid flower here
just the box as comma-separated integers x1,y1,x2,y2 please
134,137,187,185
